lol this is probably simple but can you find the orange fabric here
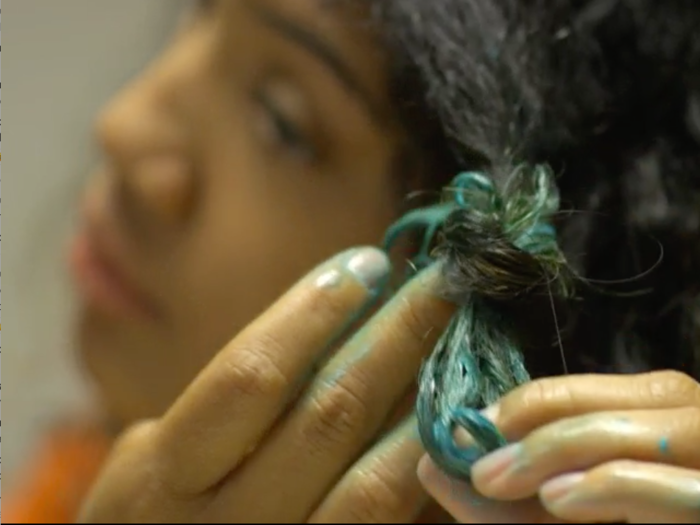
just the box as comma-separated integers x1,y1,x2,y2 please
4,425,112,524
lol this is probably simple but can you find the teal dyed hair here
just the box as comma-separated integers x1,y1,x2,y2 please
383,167,572,481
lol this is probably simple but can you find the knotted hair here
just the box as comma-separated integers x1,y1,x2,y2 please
385,167,573,480
370,0,700,481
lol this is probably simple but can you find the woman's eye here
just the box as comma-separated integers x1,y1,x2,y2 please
255,93,317,162
194,0,215,13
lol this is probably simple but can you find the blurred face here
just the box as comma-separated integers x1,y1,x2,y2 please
68,0,409,424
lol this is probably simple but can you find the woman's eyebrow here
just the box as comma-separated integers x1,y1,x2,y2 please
243,0,387,127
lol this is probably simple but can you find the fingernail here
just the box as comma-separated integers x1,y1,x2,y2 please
481,404,500,422
345,248,391,293
453,406,500,448
416,260,441,286
540,473,585,503
471,443,521,483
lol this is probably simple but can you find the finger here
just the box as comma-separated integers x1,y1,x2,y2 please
414,502,459,524
486,371,700,442
156,247,392,494
417,456,562,524
216,264,455,520
470,406,700,500
308,416,429,523
539,461,700,523
449,372,700,485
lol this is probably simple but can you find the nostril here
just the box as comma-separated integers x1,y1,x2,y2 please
129,156,195,226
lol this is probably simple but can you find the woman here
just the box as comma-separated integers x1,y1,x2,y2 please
7,0,700,523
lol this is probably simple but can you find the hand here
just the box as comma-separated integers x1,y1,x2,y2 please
418,371,700,523
78,247,457,523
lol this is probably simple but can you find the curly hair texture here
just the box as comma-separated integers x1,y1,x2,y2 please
374,0,700,381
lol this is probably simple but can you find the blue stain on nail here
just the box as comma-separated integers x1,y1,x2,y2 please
659,436,670,456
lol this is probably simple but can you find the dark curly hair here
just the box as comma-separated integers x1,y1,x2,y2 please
371,0,700,380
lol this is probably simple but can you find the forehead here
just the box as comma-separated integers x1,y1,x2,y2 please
247,0,368,31
222,0,377,51
220,0,388,96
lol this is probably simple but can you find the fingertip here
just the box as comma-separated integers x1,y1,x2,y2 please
416,455,507,523
417,454,448,494
416,454,473,505
417,454,434,483
482,403,501,423
418,456,554,523
342,246,392,294
417,456,449,508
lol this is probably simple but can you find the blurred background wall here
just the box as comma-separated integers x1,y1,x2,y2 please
4,0,183,486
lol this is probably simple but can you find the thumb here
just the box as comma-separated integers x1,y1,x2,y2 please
417,454,551,523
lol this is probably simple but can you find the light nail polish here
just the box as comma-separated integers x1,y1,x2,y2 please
345,248,391,293
472,443,521,482
540,472,586,503
481,404,500,421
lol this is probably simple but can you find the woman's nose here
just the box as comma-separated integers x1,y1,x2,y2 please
95,72,196,229
125,155,194,226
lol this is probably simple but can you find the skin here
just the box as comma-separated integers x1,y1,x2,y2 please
68,0,700,522
79,251,459,522
71,0,409,424
74,0,455,521
418,372,700,523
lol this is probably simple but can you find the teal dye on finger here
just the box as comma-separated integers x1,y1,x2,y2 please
659,436,670,456
383,168,573,483
323,268,389,349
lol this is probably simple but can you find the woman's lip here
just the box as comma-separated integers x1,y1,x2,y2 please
68,227,159,321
